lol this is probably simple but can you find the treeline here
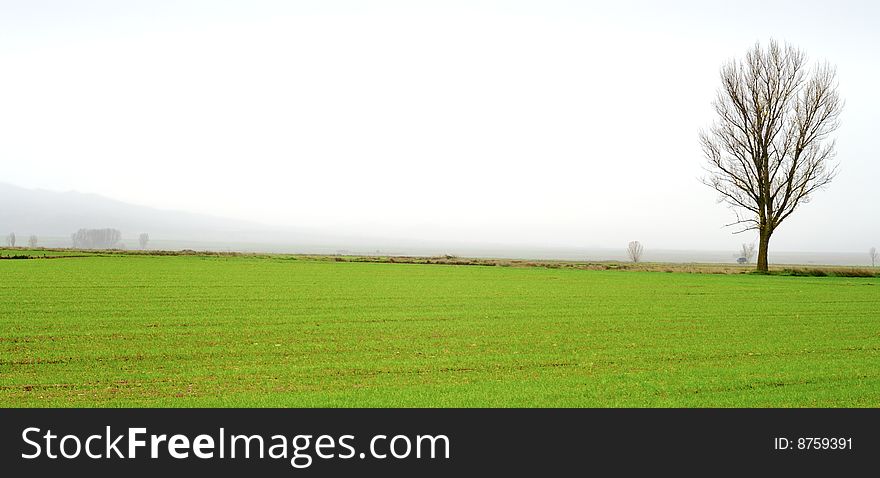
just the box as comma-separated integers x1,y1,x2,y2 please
67,229,149,249
4,229,150,249
70,228,121,249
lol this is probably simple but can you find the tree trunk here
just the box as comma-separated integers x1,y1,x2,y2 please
757,227,771,273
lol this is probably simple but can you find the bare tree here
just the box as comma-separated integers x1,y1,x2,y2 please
28,235,38,248
871,247,878,267
740,243,756,263
6,232,15,247
138,233,149,250
701,40,842,272
627,241,644,263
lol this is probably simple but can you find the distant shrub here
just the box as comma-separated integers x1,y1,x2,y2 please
828,268,877,278
775,268,877,278
790,268,827,277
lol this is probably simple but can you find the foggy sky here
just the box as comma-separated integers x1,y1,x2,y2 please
1,1,878,253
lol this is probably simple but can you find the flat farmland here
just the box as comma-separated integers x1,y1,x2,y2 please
1,252,878,407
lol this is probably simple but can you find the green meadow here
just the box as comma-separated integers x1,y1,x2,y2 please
1,252,878,407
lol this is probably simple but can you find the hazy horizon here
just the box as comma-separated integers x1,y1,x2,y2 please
1,182,875,266
2,1,879,255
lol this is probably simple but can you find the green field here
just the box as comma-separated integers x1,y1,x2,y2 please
1,252,878,407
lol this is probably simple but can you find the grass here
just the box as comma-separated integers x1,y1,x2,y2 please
1,250,878,407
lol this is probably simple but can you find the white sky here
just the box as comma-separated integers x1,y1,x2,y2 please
1,0,878,252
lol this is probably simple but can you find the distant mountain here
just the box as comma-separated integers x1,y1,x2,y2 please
0,183,423,254
0,183,275,243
